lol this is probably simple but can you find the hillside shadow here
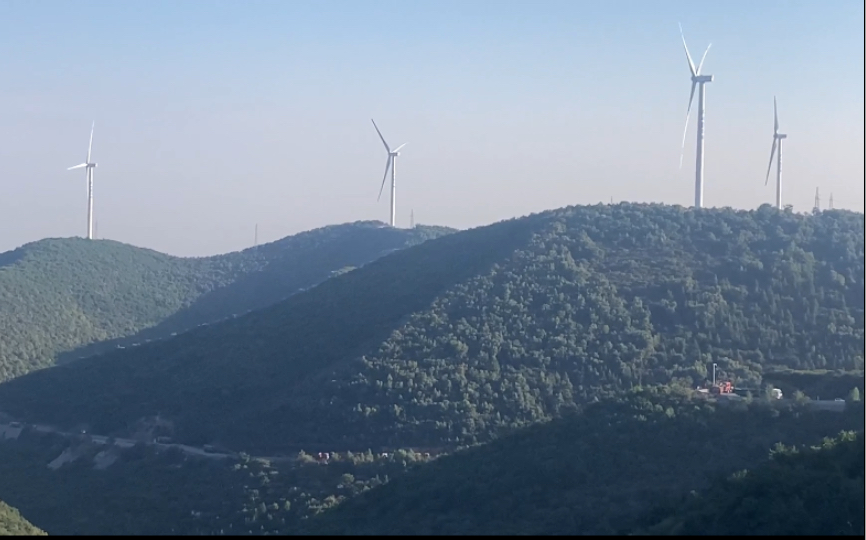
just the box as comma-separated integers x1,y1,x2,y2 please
0,218,536,442
54,241,409,365
50,224,459,366
55,266,311,364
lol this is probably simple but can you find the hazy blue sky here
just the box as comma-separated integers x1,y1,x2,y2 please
1,0,863,256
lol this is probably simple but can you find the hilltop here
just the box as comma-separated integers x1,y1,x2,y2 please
0,500,45,536
299,390,864,535
0,222,452,381
637,430,864,536
0,203,861,452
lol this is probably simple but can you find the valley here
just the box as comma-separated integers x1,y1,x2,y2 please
0,389,861,536
0,222,453,382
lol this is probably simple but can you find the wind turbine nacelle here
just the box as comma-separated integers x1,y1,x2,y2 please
89,163,98,168
692,74,713,83
776,134,787,140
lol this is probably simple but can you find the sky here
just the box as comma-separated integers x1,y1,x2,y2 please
0,0,863,256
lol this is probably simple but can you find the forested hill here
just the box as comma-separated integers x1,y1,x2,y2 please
637,430,864,536
0,222,452,381
0,204,862,452
0,500,45,536
300,391,864,536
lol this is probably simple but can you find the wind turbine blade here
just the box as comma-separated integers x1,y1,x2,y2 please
377,156,392,202
371,119,390,153
392,142,407,153
679,23,697,76
87,121,95,163
679,81,697,168
765,138,777,185
696,43,712,75
773,96,779,133
68,163,87,170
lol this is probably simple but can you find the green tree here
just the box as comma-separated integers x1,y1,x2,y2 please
0,203,862,453
0,223,454,383
0,500,45,536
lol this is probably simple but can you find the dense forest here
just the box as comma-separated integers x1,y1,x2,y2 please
0,429,433,536
0,204,861,453
0,500,44,536
0,390,861,536
299,389,864,536
637,430,864,536
0,222,451,381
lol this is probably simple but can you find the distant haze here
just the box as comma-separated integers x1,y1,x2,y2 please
0,0,862,256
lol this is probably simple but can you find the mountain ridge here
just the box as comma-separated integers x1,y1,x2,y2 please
0,203,861,453
0,221,454,381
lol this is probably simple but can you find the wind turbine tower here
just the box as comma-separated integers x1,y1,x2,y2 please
67,122,98,240
372,119,407,227
765,97,788,210
678,25,713,209
829,193,834,210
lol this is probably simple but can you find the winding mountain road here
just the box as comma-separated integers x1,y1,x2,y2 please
1,420,237,460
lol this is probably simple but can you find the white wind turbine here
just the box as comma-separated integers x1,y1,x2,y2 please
67,122,98,240
764,96,788,210
678,24,713,209
372,119,406,227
